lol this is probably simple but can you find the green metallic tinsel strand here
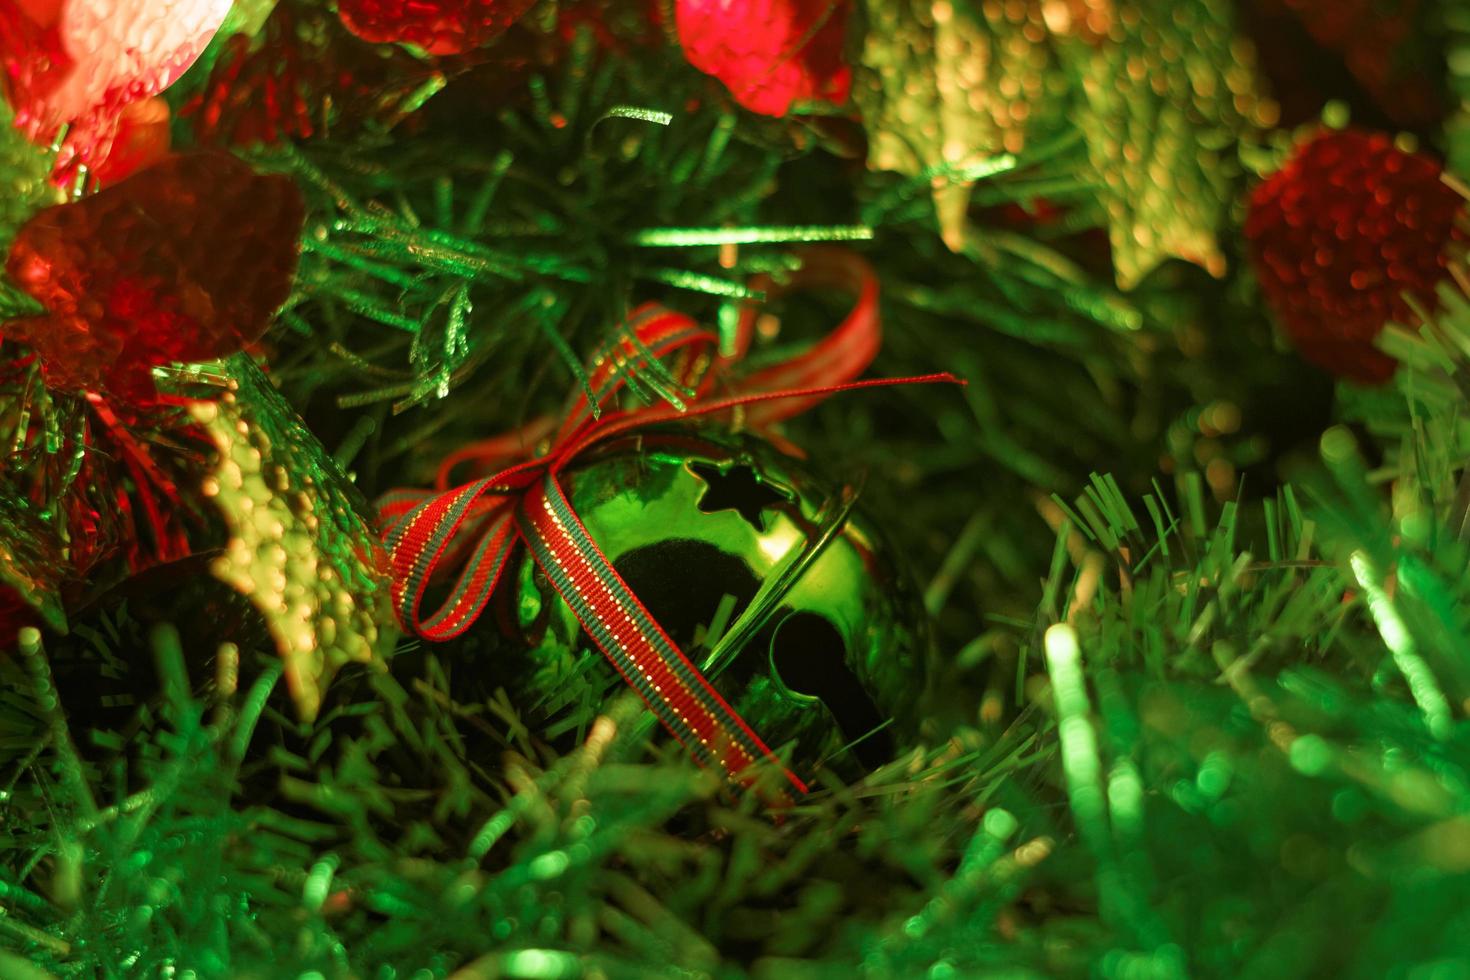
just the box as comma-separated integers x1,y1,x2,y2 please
17,627,97,819
1045,624,1147,948
1348,550,1453,739
636,267,754,299
599,105,675,127
629,225,873,247
460,150,514,236
301,236,430,292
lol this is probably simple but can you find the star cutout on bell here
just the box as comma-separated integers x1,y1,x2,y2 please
689,461,794,530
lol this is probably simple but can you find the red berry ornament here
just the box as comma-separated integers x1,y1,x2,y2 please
4,152,305,402
677,0,852,117
1245,130,1465,384
0,0,230,179
337,0,536,55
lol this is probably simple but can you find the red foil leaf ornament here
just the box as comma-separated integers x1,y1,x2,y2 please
337,0,537,55
676,0,852,117
0,0,230,180
1245,129,1465,384
88,97,171,186
4,151,305,401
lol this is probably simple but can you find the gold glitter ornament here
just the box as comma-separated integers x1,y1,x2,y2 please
855,0,1073,250
189,358,395,719
1059,0,1276,289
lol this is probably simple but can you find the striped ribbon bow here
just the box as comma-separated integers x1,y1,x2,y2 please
377,248,960,804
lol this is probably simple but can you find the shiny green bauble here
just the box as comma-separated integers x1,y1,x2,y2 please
506,427,930,778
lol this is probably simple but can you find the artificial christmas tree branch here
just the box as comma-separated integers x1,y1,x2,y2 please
1,0,1468,975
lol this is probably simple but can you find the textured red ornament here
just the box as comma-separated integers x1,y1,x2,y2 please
4,151,305,401
676,0,851,117
1245,130,1465,384
0,0,229,180
337,0,536,55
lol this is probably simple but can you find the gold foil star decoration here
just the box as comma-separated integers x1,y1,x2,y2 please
1059,0,1277,289
855,0,1275,288
854,0,1084,250
189,358,395,719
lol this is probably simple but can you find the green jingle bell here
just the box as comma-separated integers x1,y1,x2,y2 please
504,426,930,779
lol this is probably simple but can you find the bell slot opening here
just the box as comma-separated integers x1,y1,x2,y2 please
768,611,893,769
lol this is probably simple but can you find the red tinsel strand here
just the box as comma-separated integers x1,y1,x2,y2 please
194,31,311,145
185,1,450,148
85,392,191,567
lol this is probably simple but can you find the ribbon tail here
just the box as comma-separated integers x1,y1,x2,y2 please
555,373,965,463
730,247,882,426
517,472,807,805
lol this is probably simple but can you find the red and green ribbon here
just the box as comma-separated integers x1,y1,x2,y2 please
378,249,961,805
